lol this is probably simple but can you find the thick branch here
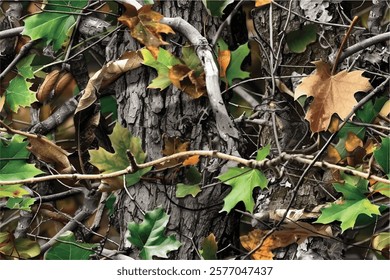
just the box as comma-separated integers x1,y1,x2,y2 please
161,17,239,147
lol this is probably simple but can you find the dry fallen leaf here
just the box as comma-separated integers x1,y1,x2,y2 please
27,135,74,174
294,61,372,132
157,136,191,169
169,65,206,99
36,69,60,103
240,223,332,260
118,4,174,57
345,132,363,152
326,145,342,163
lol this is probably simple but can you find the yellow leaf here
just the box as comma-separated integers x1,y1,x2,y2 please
294,61,372,133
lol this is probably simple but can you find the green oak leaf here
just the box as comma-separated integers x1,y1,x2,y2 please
6,197,35,211
0,232,40,259
44,231,95,260
374,137,390,175
127,207,181,260
22,0,88,51
176,183,201,198
316,180,380,232
141,48,181,90
0,184,30,198
218,167,268,213
200,233,218,260
286,24,317,53
0,135,44,182
89,122,151,188
202,0,234,17
5,76,37,112
226,43,250,86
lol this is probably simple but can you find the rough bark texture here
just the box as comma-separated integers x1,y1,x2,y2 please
113,1,237,259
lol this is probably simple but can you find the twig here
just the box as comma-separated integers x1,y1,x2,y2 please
211,0,245,47
0,150,389,186
0,39,38,80
39,207,91,253
271,0,365,30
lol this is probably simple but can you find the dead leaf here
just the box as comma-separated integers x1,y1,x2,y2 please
345,132,363,152
294,61,372,132
183,155,200,166
157,135,190,169
27,135,74,174
36,69,60,103
169,65,206,99
218,50,231,79
328,116,340,133
240,223,332,260
379,100,390,117
326,145,342,163
118,4,175,57
255,0,271,7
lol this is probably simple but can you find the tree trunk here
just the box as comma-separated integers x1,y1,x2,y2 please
113,0,237,259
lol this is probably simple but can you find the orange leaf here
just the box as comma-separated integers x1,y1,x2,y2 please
118,4,175,57
183,155,200,166
169,65,206,99
294,61,372,132
255,0,271,7
345,132,363,152
218,50,231,79
157,136,190,169
326,145,341,164
240,224,332,260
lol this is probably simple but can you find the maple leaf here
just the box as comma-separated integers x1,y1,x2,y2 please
127,207,181,260
23,0,88,51
316,176,380,232
89,122,151,191
218,167,268,213
294,61,372,132
118,4,174,57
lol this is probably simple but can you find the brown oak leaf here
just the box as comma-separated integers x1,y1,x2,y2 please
118,4,174,57
294,61,372,132
169,65,206,99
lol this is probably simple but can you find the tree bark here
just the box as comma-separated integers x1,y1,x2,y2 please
113,0,237,259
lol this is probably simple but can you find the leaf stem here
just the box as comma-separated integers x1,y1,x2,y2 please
331,16,359,75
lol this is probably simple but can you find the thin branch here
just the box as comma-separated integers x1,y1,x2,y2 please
211,0,245,47
337,32,390,64
271,0,365,30
0,150,388,186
